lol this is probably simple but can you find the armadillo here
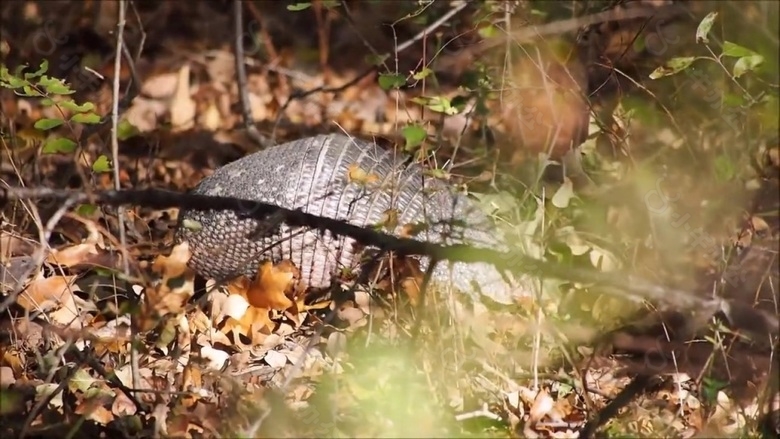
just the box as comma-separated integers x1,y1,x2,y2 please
175,133,533,304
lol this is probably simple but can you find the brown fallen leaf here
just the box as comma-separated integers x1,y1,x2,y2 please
16,272,79,313
151,241,194,279
216,292,272,346
111,392,137,417
46,214,103,267
45,243,99,268
232,260,297,311
74,392,115,425
220,306,275,348
141,242,196,331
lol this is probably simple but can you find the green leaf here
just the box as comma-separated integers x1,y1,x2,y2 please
722,92,744,107
181,219,203,231
649,56,696,79
59,100,95,113
34,118,65,130
632,35,646,53
701,376,728,403
378,73,406,90
38,75,74,95
696,12,718,44
76,204,98,216
0,68,28,88
478,24,498,39
733,54,763,78
412,67,433,81
70,112,101,124
42,137,77,154
25,59,49,79
411,96,459,115
287,2,311,11
713,155,735,181
401,124,427,151
450,95,470,111
424,168,450,180
721,41,757,58
20,85,43,97
117,119,140,140
366,53,389,66
91,155,112,173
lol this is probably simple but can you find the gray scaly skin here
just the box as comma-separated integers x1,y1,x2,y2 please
175,134,532,304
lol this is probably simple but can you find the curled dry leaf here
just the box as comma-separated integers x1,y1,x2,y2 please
219,303,274,348
397,256,424,305
218,293,250,322
141,72,179,99
354,290,372,314
750,215,770,234
170,63,196,131
199,101,223,131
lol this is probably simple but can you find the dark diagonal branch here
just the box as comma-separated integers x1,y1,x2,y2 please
1,186,778,339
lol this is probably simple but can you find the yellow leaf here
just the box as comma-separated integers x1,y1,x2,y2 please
347,163,380,185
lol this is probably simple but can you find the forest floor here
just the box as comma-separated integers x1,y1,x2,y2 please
1,1,778,438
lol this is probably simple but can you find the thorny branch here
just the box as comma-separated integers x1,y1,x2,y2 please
1,186,777,339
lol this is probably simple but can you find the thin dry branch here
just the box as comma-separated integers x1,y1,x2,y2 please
1,186,777,340
271,1,470,141
578,374,657,438
233,0,270,147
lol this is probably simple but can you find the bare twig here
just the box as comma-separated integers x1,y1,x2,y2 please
271,1,469,142
243,1,289,93
233,0,270,147
438,4,686,71
578,374,656,439
110,0,144,401
111,0,130,279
